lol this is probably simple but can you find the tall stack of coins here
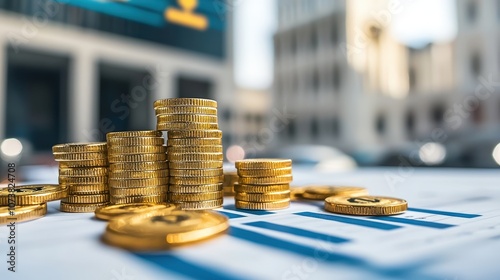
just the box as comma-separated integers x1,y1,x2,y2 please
106,131,168,204
52,142,110,212
154,98,224,210
234,159,293,210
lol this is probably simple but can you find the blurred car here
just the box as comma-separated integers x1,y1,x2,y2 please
273,145,357,172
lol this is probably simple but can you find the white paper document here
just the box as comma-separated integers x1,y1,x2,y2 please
0,168,499,280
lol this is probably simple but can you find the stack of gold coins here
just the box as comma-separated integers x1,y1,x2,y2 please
52,142,110,212
223,171,238,196
234,159,293,210
154,98,224,210
106,130,168,204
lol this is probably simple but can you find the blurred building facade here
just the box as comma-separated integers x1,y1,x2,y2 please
273,0,500,167
0,0,235,160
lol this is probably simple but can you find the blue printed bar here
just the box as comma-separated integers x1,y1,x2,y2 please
134,254,250,280
244,221,350,244
408,207,481,218
370,216,455,229
217,210,246,219
295,212,402,231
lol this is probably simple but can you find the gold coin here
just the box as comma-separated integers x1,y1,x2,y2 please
155,106,217,115
108,153,167,163
59,167,108,177
223,186,235,196
95,203,177,221
237,167,292,178
156,114,218,123
110,186,167,196
108,178,168,188
235,191,291,202
169,184,223,193
0,184,67,205
67,184,108,195
324,196,408,216
301,186,368,200
157,122,218,131
167,130,222,139
0,204,47,224
153,98,217,108
169,191,223,202
59,176,107,185
169,175,223,185
223,171,238,183
108,136,165,147
110,194,166,204
110,161,168,171
234,183,290,194
52,142,107,153
60,202,109,213
62,194,109,204
167,153,223,162
235,158,292,169
106,130,162,140
108,169,169,179
167,145,223,154
169,161,223,169
169,168,223,177
167,138,221,146
238,175,293,185
235,199,290,210
103,209,227,250
59,159,108,168
174,199,223,210
108,145,166,155
290,186,306,200
53,152,107,161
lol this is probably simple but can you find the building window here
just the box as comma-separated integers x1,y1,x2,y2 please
375,114,386,135
311,118,319,138
331,19,339,45
467,1,477,23
332,117,340,137
471,53,481,76
287,119,297,138
409,67,417,91
432,105,445,125
312,70,320,93
405,111,415,136
332,64,341,91
472,103,484,124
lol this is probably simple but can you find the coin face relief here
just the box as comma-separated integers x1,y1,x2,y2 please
102,209,229,250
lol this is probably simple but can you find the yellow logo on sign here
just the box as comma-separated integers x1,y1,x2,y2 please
165,0,208,30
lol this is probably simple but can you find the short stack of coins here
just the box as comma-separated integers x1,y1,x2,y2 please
106,130,168,204
234,159,293,210
154,98,224,210
52,142,110,212
223,171,238,196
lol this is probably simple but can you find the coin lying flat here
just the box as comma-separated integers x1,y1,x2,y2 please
155,106,217,115
0,204,47,224
52,142,107,153
237,167,292,178
153,98,217,108
324,196,408,216
108,136,165,146
234,183,290,194
301,186,368,200
0,185,67,205
167,130,222,139
235,159,292,169
106,130,162,140
235,199,290,210
102,209,228,250
95,203,177,221
290,186,306,200
60,202,109,213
